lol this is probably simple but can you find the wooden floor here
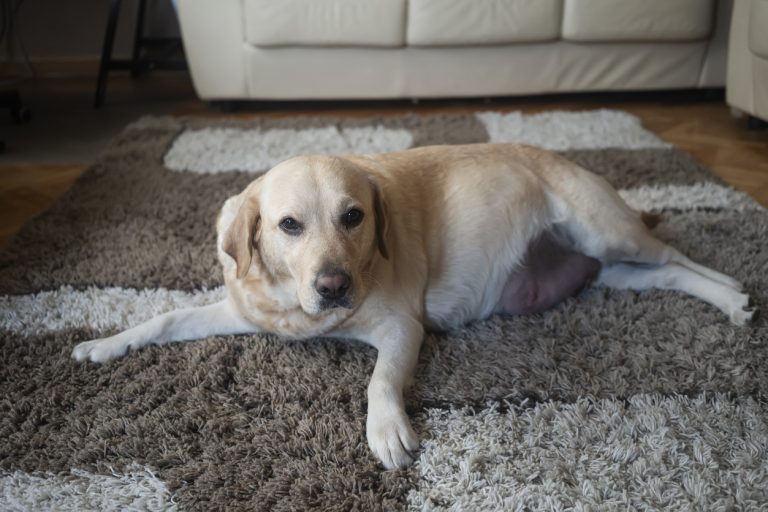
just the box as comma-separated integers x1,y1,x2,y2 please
0,164,85,246
1,74,767,249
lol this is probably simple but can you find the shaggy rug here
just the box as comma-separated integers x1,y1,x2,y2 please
1,110,767,511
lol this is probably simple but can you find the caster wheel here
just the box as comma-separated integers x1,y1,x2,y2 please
208,101,237,113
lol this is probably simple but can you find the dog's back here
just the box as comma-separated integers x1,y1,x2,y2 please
351,144,559,328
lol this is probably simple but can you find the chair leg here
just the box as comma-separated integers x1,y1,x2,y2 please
131,0,148,77
94,0,122,109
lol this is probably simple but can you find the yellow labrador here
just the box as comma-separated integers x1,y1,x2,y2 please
73,144,755,469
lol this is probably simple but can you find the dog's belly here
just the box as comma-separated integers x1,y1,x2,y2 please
423,231,600,329
497,232,601,316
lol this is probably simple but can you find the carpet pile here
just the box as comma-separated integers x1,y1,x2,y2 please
1,110,766,511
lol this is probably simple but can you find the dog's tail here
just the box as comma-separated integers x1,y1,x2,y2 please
641,211,662,229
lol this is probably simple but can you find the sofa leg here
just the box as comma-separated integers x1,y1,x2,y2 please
747,115,768,131
208,101,238,113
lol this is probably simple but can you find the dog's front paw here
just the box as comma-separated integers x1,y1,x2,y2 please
72,337,129,363
367,407,419,470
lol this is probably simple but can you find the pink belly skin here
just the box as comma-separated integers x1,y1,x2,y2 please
497,233,601,315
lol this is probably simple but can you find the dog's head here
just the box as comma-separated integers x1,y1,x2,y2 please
221,155,389,317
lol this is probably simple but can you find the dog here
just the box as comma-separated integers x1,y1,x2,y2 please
72,143,756,469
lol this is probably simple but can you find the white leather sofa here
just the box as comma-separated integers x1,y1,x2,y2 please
727,0,768,125
177,0,732,101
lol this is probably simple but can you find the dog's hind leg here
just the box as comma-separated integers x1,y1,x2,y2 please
72,300,257,363
661,246,743,291
575,219,744,293
546,164,744,291
545,161,749,322
566,219,751,323
597,262,755,325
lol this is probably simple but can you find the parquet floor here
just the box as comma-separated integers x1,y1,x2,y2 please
1,74,767,249
0,164,85,246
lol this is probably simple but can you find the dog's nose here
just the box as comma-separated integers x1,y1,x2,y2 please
315,269,351,300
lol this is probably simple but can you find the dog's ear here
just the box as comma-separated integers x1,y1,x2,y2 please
223,184,262,279
369,177,389,260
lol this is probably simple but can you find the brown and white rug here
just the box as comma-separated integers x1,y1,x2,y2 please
1,110,767,511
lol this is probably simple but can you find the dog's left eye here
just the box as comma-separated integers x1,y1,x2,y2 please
342,208,364,229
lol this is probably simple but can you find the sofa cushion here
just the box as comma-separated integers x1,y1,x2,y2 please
563,0,715,42
244,0,406,47
407,0,562,46
750,0,768,59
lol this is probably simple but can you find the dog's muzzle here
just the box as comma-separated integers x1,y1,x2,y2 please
314,266,353,310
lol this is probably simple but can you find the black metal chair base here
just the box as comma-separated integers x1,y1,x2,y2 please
1,89,32,153
1,90,31,123
94,0,186,108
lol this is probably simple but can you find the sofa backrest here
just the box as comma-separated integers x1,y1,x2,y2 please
243,0,717,48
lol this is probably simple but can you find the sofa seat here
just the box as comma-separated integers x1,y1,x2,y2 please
177,0,731,101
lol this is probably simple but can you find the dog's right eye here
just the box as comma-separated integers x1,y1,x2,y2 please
279,217,302,235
